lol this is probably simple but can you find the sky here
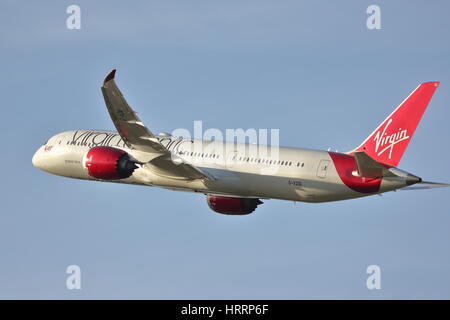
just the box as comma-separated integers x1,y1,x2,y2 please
1,0,450,299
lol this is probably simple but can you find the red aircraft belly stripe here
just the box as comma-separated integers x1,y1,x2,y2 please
328,152,381,194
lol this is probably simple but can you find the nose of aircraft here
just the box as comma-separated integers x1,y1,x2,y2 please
32,146,44,169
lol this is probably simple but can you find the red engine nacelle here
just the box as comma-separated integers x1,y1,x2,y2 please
83,146,138,180
206,195,263,215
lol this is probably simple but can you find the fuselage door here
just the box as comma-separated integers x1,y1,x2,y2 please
316,159,330,178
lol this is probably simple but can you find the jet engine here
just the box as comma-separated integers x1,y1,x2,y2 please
83,146,138,180
206,195,263,215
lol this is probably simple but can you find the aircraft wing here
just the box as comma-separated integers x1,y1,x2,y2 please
147,154,215,181
101,69,213,181
101,69,167,154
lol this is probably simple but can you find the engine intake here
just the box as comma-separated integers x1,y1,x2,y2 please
83,146,138,180
206,195,263,215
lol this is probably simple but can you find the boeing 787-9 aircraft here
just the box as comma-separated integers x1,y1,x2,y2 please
32,70,448,214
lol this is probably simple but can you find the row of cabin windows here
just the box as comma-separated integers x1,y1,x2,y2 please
177,151,220,159
68,141,91,147
68,141,106,148
176,150,305,167
67,141,127,148
233,156,304,167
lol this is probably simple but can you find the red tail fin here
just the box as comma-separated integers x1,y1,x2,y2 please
352,82,440,167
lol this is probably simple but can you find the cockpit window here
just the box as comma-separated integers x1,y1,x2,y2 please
43,140,48,145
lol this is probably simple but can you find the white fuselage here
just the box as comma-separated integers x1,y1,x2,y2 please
32,130,414,203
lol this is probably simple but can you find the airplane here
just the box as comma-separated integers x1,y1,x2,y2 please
32,70,449,214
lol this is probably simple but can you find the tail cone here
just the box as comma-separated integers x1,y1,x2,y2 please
406,174,422,186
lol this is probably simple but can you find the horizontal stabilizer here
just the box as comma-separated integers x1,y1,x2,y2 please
353,151,396,178
401,181,450,190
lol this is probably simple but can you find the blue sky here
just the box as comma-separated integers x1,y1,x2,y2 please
1,0,450,299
